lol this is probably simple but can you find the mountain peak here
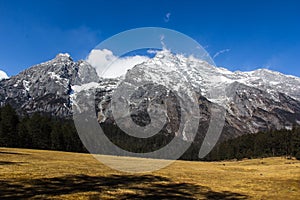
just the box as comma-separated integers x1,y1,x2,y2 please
54,53,73,61
0,52,299,141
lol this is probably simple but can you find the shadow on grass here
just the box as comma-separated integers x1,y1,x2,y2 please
0,161,27,165
0,174,248,199
0,151,29,155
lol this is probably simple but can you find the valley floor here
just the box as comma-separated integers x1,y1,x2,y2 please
0,148,299,199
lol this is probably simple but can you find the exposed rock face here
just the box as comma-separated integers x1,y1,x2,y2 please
225,82,300,134
1,51,300,142
0,53,99,117
91,50,300,141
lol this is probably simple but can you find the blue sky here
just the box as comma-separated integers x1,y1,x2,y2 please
0,0,299,77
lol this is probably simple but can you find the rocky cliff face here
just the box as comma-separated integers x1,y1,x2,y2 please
90,50,300,141
0,53,99,117
1,51,300,142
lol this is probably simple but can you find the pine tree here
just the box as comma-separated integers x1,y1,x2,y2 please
27,113,51,149
0,104,19,147
17,117,32,148
50,121,64,150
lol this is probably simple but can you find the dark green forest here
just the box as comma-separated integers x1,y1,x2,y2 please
0,104,86,152
204,127,300,161
0,104,299,161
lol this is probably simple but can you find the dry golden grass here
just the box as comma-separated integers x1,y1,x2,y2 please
0,147,299,199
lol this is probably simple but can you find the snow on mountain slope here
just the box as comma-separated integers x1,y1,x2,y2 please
239,69,300,101
93,49,300,136
0,50,299,140
0,53,99,116
119,49,300,105
66,49,300,110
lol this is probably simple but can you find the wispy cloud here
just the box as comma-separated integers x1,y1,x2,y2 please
213,49,230,59
263,55,281,70
202,45,209,50
160,34,167,49
164,12,171,22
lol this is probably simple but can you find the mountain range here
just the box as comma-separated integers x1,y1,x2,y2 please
0,51,299,142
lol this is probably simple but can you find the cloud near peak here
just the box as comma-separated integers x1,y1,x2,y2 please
213,49,230,59
0,70,9,80
86,49,149,78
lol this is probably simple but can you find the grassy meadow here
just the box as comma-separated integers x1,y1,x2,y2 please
0,147,299,199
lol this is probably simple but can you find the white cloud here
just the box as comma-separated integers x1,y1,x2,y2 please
147,49,159,54
86,49,149,78
0,70,9,80
164,12,171,22
213,49,230,59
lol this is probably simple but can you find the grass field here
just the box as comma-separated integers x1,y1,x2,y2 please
0,148,299,199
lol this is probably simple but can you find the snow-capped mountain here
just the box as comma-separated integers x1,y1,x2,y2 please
91,50,300,140
0,51,299,142
0,53,98,116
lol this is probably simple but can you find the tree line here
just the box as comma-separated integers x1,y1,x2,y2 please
0,104,86,152
0,104,299,160
203,127,300,161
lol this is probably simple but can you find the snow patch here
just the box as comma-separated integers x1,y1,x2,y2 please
48,72,62,80
23,80,30,91
285,126,293,130
71,82,100,93
57,53,71,58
